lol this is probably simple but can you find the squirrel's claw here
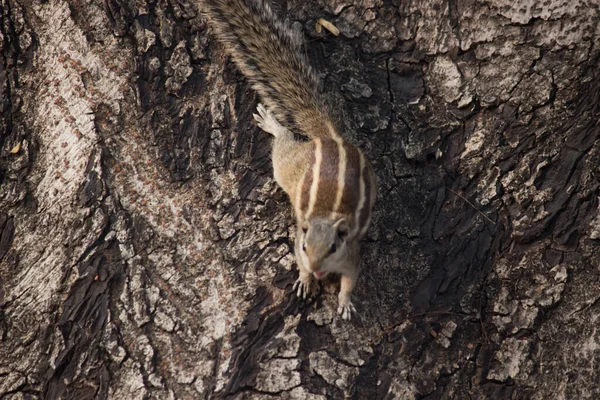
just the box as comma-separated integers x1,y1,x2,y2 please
293,277,311,299
337,300,356,321
253,103,270,126
253,103,288,138
256,103,268,118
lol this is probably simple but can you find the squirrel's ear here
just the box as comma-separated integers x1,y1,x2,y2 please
334,218,349,239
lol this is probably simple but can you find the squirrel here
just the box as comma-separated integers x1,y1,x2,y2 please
200,0,377,320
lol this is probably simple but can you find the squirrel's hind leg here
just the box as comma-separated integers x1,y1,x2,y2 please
253,104,292,140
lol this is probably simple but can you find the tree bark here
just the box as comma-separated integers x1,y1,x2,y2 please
0,0,599,398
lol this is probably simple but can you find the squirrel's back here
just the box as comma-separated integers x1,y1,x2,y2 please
200,0,339,139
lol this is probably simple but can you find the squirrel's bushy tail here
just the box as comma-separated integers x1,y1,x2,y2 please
200,0,339,139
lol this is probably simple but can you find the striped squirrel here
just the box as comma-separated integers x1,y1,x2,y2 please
200,0,377,320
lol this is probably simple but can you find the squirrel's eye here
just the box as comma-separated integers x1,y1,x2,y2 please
302,243,307,252
330,243,336,254
302,227,308,234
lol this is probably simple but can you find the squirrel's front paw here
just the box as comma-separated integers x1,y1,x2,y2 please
292,275,314,300
337,297,356,321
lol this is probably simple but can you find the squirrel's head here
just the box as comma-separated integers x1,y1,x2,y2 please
298,217,349,279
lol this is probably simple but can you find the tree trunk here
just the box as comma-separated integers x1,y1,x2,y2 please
0,0,599,398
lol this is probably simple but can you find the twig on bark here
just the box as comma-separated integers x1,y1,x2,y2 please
448,188,496,225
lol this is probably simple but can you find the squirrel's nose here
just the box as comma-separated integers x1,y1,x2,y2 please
307,259,321,273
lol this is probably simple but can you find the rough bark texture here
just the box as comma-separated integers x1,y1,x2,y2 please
0,0,599,398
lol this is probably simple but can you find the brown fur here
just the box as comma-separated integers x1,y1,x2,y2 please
337,143,362,217
297,168,313,215
200,0,339,139
310,139,340,217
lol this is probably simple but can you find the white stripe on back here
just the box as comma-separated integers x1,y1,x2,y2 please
306,139,322,218
333,137,346,214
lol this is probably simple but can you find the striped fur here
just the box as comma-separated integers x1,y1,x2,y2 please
200,0,339,139
294,138,375,240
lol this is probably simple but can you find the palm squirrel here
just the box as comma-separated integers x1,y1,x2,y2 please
200,0,377,320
